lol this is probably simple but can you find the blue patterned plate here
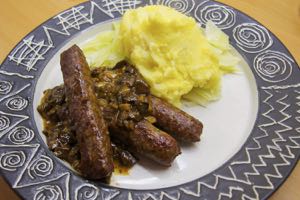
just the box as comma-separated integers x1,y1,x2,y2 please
0,0,299,199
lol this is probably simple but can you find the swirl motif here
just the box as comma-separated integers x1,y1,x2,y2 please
233,23,273,53
194,3,236,29
254,50,294,83
8,126,34,144
75,184,99,200
6,96,28,111
0,151,26,171
28,155,53,179
157,0,195,14
34,185,63,200
0,115,10,131
0,81,12,95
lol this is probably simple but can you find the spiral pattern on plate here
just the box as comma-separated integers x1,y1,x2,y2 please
6,96,28,111
233,23,273,53
0,115,10,131
34,185,63,200
28,155,53,179
157,0,195,14
75,184,99,200
0,81,12,95
8,126,34,144
195,4,236,29
0,151,26,171
254,50,294,83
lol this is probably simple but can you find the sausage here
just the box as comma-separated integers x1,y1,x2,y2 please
150,95,203,143
110,119,181,166
60,45,114,179
38,85,137,169
39,84,179,166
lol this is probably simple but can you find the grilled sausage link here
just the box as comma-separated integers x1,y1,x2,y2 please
110,119,181,166
38,85,137,169
60,45,114,179
150,95,203,143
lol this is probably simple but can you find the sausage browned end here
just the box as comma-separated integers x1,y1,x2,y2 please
111,119,181,166
60,45,114,179
150,95,203,143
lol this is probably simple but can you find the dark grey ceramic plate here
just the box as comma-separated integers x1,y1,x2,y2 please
0,0,299,199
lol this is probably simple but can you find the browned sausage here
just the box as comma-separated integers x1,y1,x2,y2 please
150,95,203,143
60,45,114,179
110,119,181,166
37,85,137,169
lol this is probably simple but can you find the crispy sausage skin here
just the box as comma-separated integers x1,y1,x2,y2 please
60,45,114,179
111,119,181,166
150,95,203,143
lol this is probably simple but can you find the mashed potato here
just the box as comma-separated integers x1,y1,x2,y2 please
82,5,239,107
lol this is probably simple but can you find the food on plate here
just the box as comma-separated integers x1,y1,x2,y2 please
82,5,240,107
60,45,114,179
38,46,202,179
38,85,137,173
150,95,203,143
110,119,181,166
91,61,181,166
38,5,240,180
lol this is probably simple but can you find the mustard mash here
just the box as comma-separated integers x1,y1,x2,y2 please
82,5,239,107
